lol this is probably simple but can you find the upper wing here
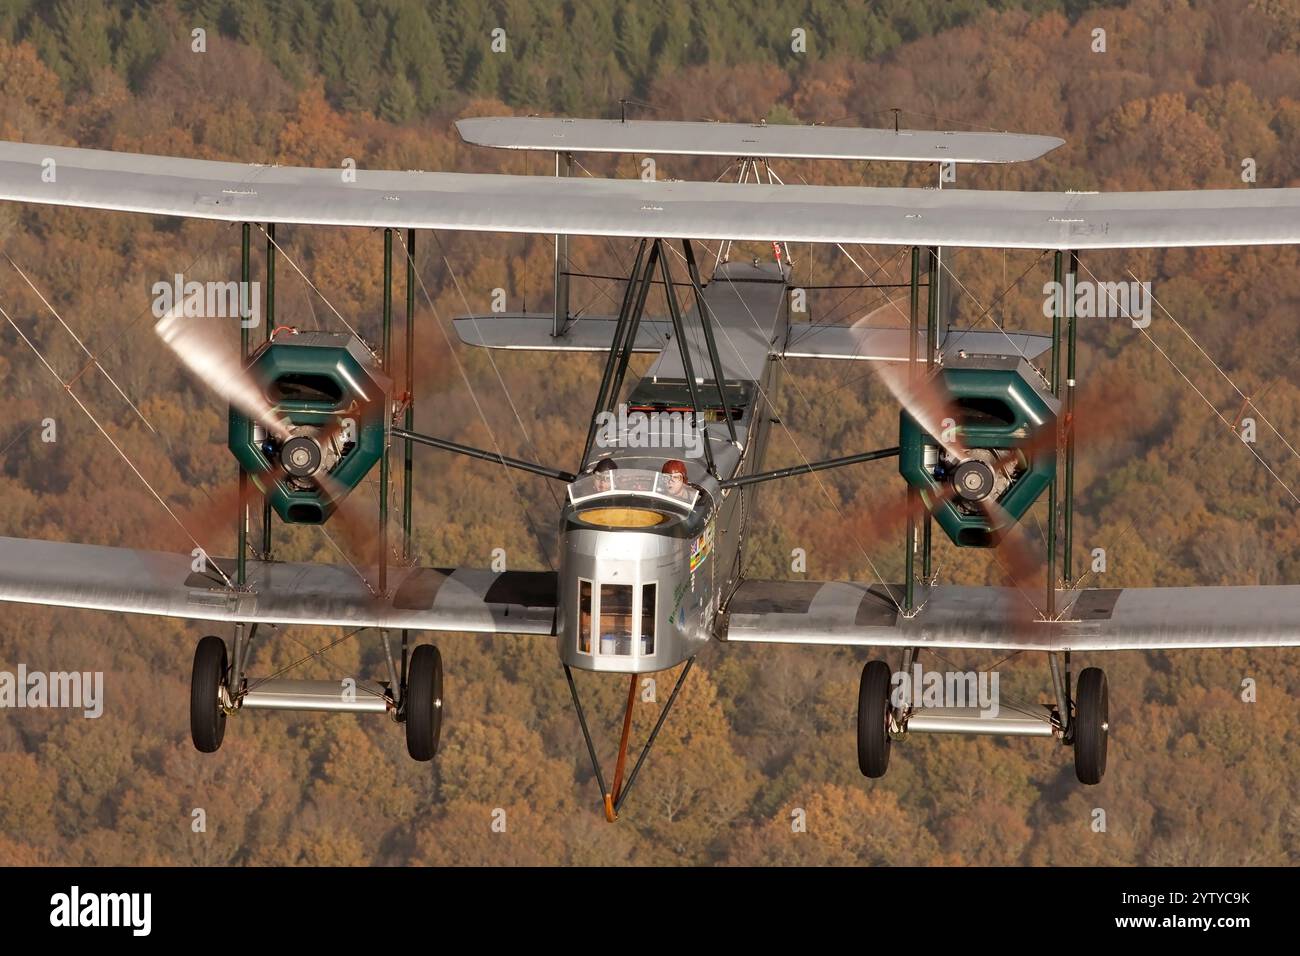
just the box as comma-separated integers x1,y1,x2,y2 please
0,536,555,636
3,140,1300,251
723,579,1300,651
455,117,1065,164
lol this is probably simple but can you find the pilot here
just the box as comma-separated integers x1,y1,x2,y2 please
660,459,690,499
592,457,618,493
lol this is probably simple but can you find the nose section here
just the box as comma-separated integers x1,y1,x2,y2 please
558,466,713,672
556,522,705,673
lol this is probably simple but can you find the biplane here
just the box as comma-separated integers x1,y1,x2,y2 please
2,115,1300,821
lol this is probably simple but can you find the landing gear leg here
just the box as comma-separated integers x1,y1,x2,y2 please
894,647,916,728
1049,651,1070,737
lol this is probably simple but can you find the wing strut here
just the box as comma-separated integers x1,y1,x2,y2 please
393,427,575,482
579,239,654,470
680,239,740,448
656,242,717,476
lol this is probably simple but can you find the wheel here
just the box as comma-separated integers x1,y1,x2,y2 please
190,635,228,753
405,644,444,761
857,659,894,778
1073,667,1109,784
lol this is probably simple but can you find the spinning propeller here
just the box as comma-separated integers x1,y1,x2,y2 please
155,308,293,443
153,310,381,567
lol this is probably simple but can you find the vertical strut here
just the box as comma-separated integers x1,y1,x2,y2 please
658,243,716,477
1063,249,1079,583
607,241,660,424
564,665,608,798
1047,250,1063,618
380,227,393,597
238,221,251,588
579,239,650,471
402,228,416,697
261,222,275,557
1049,651,1070,735
681,239,739,448
234,221,252,700
403,228,416,559
922,245,938,580
905,246,921,613
553,151,572,337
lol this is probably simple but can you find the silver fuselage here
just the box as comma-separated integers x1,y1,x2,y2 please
557,262,788,673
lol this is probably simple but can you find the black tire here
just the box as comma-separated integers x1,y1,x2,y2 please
405,644,444,761
857,659,894,778
1073,667,1109,785
190,635,228,753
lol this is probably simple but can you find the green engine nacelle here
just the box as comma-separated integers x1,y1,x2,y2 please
899,354,1058,548
229,332,390,525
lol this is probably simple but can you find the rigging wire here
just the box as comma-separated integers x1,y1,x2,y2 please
1067,259,1300,594
812,251,1050,404
787,166,1044,381
428,230,565,520
0,301,234,589
242,624,370,695
1078,259,1300,507
5,254,157,433
679,235,1060,620
662,241,905,613
316,520,377,596
255,225,362,341
1132,268,1300,466
397,230,556,571
245,224,418,593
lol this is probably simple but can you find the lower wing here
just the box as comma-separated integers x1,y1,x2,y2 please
0,536,555,636
723,579,1300,651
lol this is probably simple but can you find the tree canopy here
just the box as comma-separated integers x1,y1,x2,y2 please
2,0,1300,865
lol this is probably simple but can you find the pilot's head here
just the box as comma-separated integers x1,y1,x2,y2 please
661,459,688,497
592,457,618,492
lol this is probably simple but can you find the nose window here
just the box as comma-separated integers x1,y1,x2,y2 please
641,583,656,654
599,585,634,655
578,580,592,653
577,580,657,658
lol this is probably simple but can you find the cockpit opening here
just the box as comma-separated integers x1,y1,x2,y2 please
568,466,700,515
625,379,753,423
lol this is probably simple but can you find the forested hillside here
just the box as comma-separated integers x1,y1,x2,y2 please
2,0,1300,865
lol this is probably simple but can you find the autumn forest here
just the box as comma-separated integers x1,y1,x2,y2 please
2,0,1300,865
